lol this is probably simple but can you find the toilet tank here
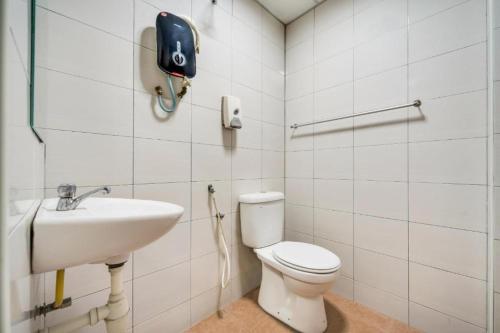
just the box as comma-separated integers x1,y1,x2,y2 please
239,192,285,248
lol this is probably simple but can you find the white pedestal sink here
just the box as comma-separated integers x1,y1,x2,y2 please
32,197,184,273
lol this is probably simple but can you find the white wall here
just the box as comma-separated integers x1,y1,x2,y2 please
10,0,284,331
285,0,489,332
5,0,46,331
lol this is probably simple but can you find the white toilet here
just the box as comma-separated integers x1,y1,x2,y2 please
239,192,341,333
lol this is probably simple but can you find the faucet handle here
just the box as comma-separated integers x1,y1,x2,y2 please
57,184,77,199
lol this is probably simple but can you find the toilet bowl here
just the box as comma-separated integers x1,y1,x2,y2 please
238,192,342,333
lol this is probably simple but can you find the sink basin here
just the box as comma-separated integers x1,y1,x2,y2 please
32,198,184,273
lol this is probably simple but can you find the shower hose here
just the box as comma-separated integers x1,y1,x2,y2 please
208,185,231,289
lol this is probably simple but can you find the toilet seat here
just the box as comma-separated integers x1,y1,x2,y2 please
272,241,340,274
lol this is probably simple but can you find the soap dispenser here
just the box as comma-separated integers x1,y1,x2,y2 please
221,95,242,129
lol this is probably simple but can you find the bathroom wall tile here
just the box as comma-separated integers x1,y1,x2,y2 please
314,82,353,121
314,119,354,149
353,109,407,146
232,50,262,91
286,126,314,151
286,11,314,50
314,147,353,180
262,37,285,73
314,19,354,63
231,179,262,211
315,237,354,278
232,83,262,121
36,68,133,136
134,222,190,278
314,0,353,33
354,281,409,324
353,0,406,45
133,262,190,324
192,181,231,220
262,178,285,192
262,151,285,179
232,18,262,61
409,223,487,280
191,216,231,258
192,69,231,111
315,208,354,245
285,204,314,235
409,263,486,328
192,144,231,181
286,150,313,178
45,130,133,188
331,275,354,300
134,44,168,94
231,244,260,277
409,43,486,100
409,90,487,142
314,50,353,91
190,285,232,325
262,9,284,49
192,0,232,45
286,40,314,75
285,229,314,243
409,138,486,185
286,67,314,100
354,214,408,259
232,148,262,179
354,181,407,220
262,122,285,151
286,94,314,126
409,301,486,333
197,32,232,79
314,179,354,212
134,91,191,142
354,27,407,79
230,268,262,302
134,138,191,184
233,0,262,30
354,248,408,298
408,0,468,23
193,106,231,147
134,301,190,333
36,8,133,88
354,144,407,181
409,0,486,63
262,67,285,100
232,117,262,149
262,94,284,126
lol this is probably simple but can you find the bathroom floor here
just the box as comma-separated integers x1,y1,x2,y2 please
188,289,420,333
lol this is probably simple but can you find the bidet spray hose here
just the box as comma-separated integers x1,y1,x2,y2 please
208,185,231,289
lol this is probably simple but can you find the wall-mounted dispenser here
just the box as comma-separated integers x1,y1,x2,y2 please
155,12,199,113
221,95,242,129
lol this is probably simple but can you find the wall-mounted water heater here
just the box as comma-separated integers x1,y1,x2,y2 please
222,96,242,129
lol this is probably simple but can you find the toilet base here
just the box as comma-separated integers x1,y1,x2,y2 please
258,262,329,333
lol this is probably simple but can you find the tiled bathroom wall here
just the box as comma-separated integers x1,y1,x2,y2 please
285,0,488,332
6,0,46,331
16,0,285,331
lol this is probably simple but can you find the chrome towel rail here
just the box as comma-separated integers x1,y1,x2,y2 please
290,99,422,129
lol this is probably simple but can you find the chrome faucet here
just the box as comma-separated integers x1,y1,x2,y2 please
56,184,111,211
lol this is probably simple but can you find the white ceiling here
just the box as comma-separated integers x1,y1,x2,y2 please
257,0,325,24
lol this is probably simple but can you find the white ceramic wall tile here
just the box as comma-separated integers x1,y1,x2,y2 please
231,179,262,211
409,43,486,100
354,214,407,259
354,248,408,298
409,90,487,142
354,180,407,220
314,119,354,149
232,18,262,61
133,262,190,324
410,263,487,328
409,183,486,232
261,9,284,49
331,275,354,300
314,18,354,63
408,0,469,23
192,0,232,45
192,181,231,220
190,285,232,325
409,223,486,280
409,301,486,333
232,117,262,149
231,244,260,277
133,222,190,277
285,204,314,235
232,50,262,90
262,67,285,99
134,138,191,183
262,150,285,178
286,150,313,178
286,11,314,49
192,69,231,111
354,144,407,181
192,144,231,181
36,8,133,88
232,148,262,179
285,67,314,100
191,217,231,258
262,94,284,126
285,229,315,243
233,0,262,29
354,281,409,323
36,68,133,136
262,37,285,73
192,106,231,147
314,179,354,212
314,147,353,180
232,82,262,121
197,32,232,79
409,138,486,185
44,130,133,188
314,50,353,91
314,82,353,121
286,94,314,126
133,301,190,333
409,0,485,63
286,40,314,75
315,208,354,245
315,237,354,277
262,122,285,151
314,0,353,33
286,178,314,206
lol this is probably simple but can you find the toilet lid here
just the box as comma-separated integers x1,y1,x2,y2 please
272,242,341,274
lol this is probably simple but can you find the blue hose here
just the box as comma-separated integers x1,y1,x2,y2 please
157,75,177,112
